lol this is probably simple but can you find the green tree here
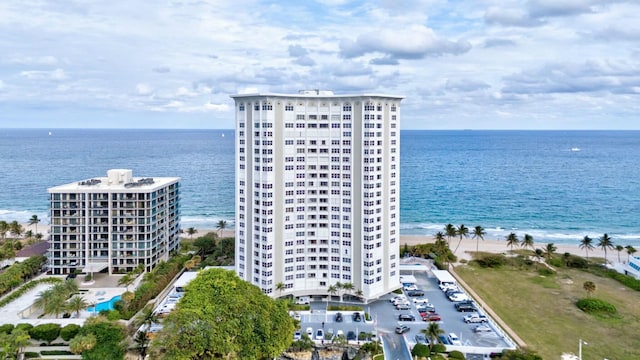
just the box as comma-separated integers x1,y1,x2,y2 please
77,316,127,360
216,220,227,237
444,224,456,249
583,281,596,297
117,273,136,291
60,324,81,341
0,221,8,241
133,329,150,359
8,221,23,239
29,323,60,345
150,268,295,359
327,284,338,301
66,296,88,318
625,245,637,262
579,236,594,260
423,322,444,353
411,343,430,357
275,282,285,297
472,225,486,256
11,328,30,359
500,348,543,360
186,227,197,239
28,215,41,236
453,224,469,254
69,333,97,355
193,233,217,255
615,245,624,263
506,233,519,252
598,233,614,264
521,234,534,251
342,282,355,300
543,243,557,264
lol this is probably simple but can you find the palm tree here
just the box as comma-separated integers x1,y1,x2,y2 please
186,227,197,239
118,273,136,291
544,243,557,264
35,233,44,242
453,224,469,254
0,221,8,241
12,328,31,359
615,245,624,263
216,220,227,237
583,281,596,297
133,329,150,359
28,215,41,235
342,282,355,301
275,282,285,297
579,236,594,260
625,245,637,262
598,233,614,264
134,305,158,331
521,234,534,251
33,289,53,314
8,221,23,239
66,296,88,318
444,224,456,249
472,225,486,256
327,285,338,301
69,334,97,354
335,282,344,302
423,322,444,353
533,248,544,268
506,233,519,252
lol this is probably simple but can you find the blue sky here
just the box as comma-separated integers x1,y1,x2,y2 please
0,0,638,130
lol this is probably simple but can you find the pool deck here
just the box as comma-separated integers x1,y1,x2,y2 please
0,274,127,326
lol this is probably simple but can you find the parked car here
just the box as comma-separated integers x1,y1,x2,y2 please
306,327,313,337
413,297,430,304
404,284,418,291
295,296,310,305
396,303,411,310
392,297,410,306
407,290,425,297
474,324,493,333
449,293,471,302
416,303,435,312
439,282,457,291
352,312,362,322
335,312,343,322
346,331,357,341
398,314,415,321
316,329,325,340
464,313,488,323
395,325,410,334
390,295,406,303
414,334,429,345
293,330,302,340
448,332,462,346
455,302,477,312
422,313,442,322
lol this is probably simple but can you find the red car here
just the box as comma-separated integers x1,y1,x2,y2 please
422,313,441,322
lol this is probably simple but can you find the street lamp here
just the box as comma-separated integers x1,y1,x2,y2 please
578,339,587,360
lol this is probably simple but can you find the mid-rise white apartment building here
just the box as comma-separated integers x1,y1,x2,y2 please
47,169,180,275
231,90,403,301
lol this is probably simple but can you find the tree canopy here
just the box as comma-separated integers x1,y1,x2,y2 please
150,268,295,359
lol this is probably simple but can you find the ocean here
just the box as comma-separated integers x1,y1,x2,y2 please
1,129,638,247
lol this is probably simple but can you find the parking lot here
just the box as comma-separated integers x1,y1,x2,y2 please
296,265,513,359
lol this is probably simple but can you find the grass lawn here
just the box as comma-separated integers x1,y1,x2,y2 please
456,262,640,360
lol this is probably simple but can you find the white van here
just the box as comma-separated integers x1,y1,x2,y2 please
295,296,310,305
448,332,462,345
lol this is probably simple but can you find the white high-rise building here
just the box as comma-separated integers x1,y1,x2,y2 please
231,90,403,301
47,169,180,275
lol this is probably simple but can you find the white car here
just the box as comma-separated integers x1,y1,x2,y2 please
306,327,313,337
392,298,410,306
390,295,406,303
413,297,430,304
404,284,418,291
448,332,462,346
315,329,325,340
293,330,302,340
474,324,493,333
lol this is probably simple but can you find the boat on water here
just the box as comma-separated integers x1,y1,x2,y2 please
571,147,580,152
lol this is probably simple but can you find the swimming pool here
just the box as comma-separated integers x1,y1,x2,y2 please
87,295,121,312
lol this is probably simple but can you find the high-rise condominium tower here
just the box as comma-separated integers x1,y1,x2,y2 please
47,169,180,275
231,90,403,301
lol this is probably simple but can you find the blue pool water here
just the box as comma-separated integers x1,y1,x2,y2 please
87,295,121,312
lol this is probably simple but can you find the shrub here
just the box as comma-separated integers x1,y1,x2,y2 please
476,254,507,268
23,352,39,358
607,271,640,291
15,323,33,332
0,324,14,334
449,350,466,359
60,324,81,341
40,350,74,355
576,298,617,314
431,343,447,353
566,255,588,268
411,343,430,357
29,323,61,344
538,268,555,276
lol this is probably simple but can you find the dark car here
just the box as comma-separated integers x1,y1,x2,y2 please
346,331,357,341
335,312,343,322
352,312,362,322
455,302,477,312
398,314,415,321
422,313,442,322
407,290,425,297
395,325,410,334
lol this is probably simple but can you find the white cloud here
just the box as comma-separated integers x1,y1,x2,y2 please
0,0,638,129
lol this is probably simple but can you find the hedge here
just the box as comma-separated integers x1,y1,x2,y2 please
0,255,47,296
60,324,81,341
576,297,617,314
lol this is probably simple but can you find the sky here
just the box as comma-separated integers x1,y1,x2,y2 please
0,0,639,130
